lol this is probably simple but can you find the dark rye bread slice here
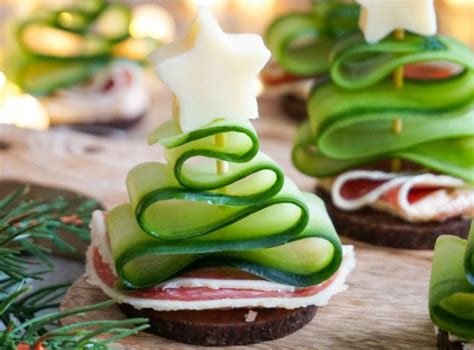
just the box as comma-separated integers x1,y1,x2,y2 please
60,112,146,136
280,93,307,121
437,329,465,350
316,188,470,249
120,304,317,346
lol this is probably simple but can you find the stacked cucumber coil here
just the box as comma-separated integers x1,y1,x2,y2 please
292,32,474,183
107,118,343,289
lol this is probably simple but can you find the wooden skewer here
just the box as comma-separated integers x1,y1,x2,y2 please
391,118,403,134
391,158,402,172
215,133,229,175
173,94,228,192
391,28,405,172
215,133,229,194
393,29,405,90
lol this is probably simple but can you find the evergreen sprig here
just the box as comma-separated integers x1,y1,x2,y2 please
0,186,99,265
0,187,148,349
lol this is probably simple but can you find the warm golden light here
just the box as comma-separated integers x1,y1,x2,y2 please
0,72,6,90
444,0,474,7
0,74,49,130
130,4,175,43
233,0,276,11
184,0,228,13
22,24,85,57
254,77,265,97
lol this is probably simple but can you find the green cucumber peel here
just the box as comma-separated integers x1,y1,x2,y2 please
18,58,110,96
149,119,268,191
429,225,474,340
465,224,474,285
265,2,359,76
292,121,372,178
331,34,474,89
293,122,474,183
106,119,343,289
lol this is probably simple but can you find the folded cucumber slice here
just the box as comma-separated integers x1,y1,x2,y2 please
331,34,474,89
429,228,474,340
309,72,474,159
293,121,474,184
265,2,359,77
92,4,131,43
18,20,110,58
19,59,108,96
108,192,341,289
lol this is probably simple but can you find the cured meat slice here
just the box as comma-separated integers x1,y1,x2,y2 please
327,171,473,222
91,246,342,301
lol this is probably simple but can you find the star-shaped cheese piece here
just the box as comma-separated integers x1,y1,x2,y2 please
356,0,437,43
151,7,271,133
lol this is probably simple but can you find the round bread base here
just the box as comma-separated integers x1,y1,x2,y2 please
119,304,317,346
437,329,464,350
280,94,307,121
53,112,145,136
316,188,470,249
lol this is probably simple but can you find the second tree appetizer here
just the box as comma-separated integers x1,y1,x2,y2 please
85,7,355,346
4,0,157,128
292,0,474,249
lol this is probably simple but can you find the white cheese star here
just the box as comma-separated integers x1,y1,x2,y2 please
356,0,437,43
151,7,270,132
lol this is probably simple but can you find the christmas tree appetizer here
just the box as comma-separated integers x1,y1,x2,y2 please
292,0,474,249
85,7,355,346
263,1,360,120
429,222,474,349
4,0,156,128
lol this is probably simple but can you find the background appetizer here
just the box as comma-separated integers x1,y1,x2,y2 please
292,0,474,249
3,0,159,129
264,1,360,120
85,7,355,346
430,222,474,349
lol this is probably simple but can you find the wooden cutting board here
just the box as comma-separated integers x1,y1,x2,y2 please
0,115,437,349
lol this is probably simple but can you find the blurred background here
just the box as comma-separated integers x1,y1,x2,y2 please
0,0,473,139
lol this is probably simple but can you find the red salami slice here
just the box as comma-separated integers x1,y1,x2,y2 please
332,171,472,222
92,247,338,301
404,62,463,80
339,178,439,204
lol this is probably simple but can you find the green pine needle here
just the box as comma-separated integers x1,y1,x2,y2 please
0,187,148,349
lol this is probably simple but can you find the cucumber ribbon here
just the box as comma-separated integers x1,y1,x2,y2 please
293,34,474,184
265,2,359,76
5,0,158,95
429,223,474,340
106,119,343,289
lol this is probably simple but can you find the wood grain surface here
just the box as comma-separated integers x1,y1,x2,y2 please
0,109,436,349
